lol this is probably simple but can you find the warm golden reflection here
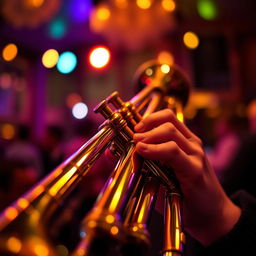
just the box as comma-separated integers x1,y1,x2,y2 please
176,112,184,122
136,0,152,9
17,198,29,209
33,185,45,197
110,226,119,235
87,220,97,228
175,228,181,249
161,0,176,12
4,207,18,221
137,194,150,223
48,166,77,196
132,226,139,232
34,243,49,256
6,236,22,253
28,209,40,225
106,214,115,224
96,6,111,21
76,154,89,167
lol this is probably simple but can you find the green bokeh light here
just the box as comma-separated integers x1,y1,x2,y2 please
48,18,67,39
197,0,217,20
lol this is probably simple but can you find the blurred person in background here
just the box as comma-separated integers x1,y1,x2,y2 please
0,157,38,210
5,124,42,177
221,100,256,197
41,125,65,176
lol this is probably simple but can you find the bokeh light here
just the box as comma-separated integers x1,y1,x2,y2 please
48,18,67,39
42,49,59,68
72,102,88,119
197,0,217,20
96,6,111,21
69,0,93,23
25,0,45,8
66,93,82,108
136,0,152,9
57,51,77,74
160,64,170,74
183,31,200,49
161,0,176,12
1,124,15,140
7,237,22,254
89,46,111,69
2,43,18,62
157,51,174,66
0,73,12,89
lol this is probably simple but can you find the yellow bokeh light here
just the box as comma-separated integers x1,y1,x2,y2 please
115,0,128,8
132,226,139,232
162,0,176,12
160,64,171,74
136,0,152,9
7,237,22,253
89,46,111,69
183,31,200,49
176,112,184,122
2,44,18,62
1,124,15,140
42,49,59,68
96,6,111,21
106,214,115,224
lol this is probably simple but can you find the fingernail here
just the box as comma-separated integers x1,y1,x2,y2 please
135,122,144,132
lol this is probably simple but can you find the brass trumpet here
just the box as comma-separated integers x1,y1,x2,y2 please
0,60,190,256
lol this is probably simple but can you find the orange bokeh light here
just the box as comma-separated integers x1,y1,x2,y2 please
2,44,18,62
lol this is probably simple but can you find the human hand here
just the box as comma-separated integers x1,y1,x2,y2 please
133,109,241,246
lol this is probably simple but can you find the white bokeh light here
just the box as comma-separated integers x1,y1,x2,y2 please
72,102,88,119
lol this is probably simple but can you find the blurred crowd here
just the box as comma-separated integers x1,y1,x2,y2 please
0,118,114,213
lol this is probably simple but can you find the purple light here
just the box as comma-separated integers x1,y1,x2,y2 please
69,0,93,23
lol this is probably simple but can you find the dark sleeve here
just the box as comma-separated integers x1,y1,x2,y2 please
221,134,256,196
186,190,256,256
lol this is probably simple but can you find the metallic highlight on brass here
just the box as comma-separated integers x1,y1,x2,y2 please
0,60,190,256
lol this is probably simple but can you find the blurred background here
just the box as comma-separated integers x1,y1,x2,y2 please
0,0,256,254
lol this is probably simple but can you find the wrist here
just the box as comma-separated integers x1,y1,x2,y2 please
194,199,241,246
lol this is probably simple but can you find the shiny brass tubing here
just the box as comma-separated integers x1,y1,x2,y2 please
123,175,159,249
161,192,183,256
74,143,143,256
142,91,163,118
